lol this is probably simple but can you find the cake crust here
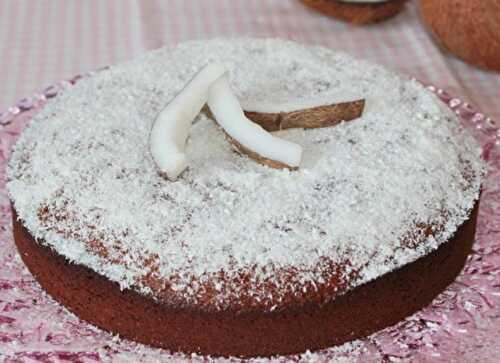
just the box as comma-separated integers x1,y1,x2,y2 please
13,202,478,357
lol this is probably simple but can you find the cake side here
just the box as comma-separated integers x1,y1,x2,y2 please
12,200,478,357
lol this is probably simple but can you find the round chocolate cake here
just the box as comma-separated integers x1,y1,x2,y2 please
7,39,484,357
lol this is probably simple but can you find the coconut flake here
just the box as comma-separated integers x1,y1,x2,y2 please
207,75,303,169
150,63,227,180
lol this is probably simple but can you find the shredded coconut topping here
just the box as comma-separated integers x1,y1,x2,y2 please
7,39,484,312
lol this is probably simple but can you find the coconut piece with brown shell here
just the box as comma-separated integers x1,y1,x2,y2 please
244,99,365,131
207,75,303,170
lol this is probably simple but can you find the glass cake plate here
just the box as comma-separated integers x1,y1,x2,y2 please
0,74,499,363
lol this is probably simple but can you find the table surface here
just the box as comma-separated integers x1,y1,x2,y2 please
0,0,499,123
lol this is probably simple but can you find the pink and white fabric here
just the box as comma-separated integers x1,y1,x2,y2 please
0,0,499,122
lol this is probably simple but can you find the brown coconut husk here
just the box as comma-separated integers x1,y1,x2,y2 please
419,0,500,71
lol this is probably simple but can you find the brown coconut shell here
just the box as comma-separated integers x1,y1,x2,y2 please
204,100,365,132
419,0,500,71
299,0,408,25
201,108,299,170
246,99,365,131
224,131,299,171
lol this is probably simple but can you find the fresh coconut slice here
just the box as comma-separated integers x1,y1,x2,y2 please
243,99,365,132
149,63,227,180
150,64,304,179
205,97,365,131
207,75,303,170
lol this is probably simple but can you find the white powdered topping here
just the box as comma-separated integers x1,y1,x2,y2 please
7,39,484,311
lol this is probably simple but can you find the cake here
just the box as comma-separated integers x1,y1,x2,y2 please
299,0,408,24
7,39,484,357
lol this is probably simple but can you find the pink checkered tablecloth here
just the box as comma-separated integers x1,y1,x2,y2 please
1,1,500,362
1,0,500,122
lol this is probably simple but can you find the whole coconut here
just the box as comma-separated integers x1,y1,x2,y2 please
420,0,500,71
